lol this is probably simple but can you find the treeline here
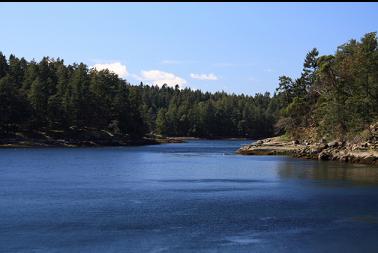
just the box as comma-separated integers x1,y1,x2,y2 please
0,53,276,139
136,85,276,138
2,32,376,142
274,32,378,141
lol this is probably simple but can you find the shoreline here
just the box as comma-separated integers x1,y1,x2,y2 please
0,138,163,148
0,135,253,148
236,136,378,165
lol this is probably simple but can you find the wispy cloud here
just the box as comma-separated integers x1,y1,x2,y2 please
264,68,273,73
134,70,186,88
190,73,219,81
91,62,128,78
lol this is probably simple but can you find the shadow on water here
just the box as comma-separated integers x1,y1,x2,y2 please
277,159,378,184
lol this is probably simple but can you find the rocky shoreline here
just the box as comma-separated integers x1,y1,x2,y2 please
0,129,177,148
0,131,252,148
237,136,378,165
0,136,162,148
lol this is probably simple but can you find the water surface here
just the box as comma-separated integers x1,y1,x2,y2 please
1,140,378,252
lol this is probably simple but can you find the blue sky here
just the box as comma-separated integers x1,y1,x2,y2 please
0,2,377,95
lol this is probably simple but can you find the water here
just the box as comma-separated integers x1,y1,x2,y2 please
1,140,378,253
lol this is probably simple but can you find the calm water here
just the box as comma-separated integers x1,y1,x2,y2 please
1,140,378,253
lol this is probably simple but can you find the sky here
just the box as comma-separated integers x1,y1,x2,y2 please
0,2,377,95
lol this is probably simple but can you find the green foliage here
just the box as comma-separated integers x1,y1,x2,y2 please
0,75,29,134
276,32,378,140
0,52,279,139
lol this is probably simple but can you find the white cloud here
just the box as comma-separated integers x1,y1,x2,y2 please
190,73,218,81
92,62,128,78
135,70,186,88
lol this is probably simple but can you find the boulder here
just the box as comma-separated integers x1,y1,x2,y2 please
340,155,349,162
327,141,339,148
309,148,320,155
319,143,328,150
361,142,369,148
256,140,263,145
318,150,332,160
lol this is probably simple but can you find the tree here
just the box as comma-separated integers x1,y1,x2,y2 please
0,75,29,134
156,108,168,135
0,52,8,79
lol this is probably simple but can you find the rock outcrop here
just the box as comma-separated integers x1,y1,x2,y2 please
237,135,378,165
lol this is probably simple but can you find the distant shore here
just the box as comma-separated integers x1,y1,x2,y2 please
237,136,378,165
0,129,160,148
0,131,253,148
0,137,161,148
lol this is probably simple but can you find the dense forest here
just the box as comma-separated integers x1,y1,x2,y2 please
0,53,276,141
1,32,377,144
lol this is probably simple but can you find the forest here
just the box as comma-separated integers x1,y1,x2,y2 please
0,32,377,143
0,53,276,141
274,32,378,141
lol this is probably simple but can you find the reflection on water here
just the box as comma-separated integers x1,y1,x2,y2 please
278,160,378,184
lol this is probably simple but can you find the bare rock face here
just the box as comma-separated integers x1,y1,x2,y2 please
237,135,378,165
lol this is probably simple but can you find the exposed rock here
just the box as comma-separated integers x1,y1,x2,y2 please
237,135,378,165
327,141,339,148
256,140,264,145
361,154,376,164
340,155,349,162
310,148,321,154
318,143,328,150
318,150,331,160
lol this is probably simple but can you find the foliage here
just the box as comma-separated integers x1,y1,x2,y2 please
275,32,378,140
0,52,277,139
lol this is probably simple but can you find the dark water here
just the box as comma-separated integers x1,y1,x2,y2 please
1,140,378,253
